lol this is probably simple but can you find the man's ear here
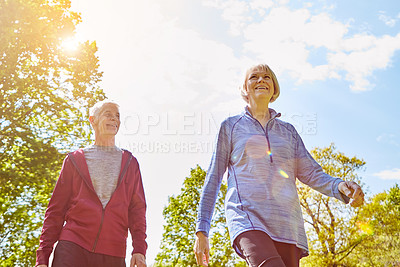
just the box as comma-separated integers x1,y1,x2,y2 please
89,116,96,126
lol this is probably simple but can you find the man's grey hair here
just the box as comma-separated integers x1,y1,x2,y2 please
89,100,120,118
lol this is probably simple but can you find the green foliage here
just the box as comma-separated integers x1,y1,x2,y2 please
298,143,367,267
347,184,400,266
154,165,246,267
0,0,105,265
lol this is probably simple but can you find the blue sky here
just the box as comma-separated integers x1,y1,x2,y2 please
68,0,400,264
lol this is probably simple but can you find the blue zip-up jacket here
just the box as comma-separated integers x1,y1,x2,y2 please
196,107,349,257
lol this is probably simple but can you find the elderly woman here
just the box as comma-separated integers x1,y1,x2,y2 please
36,100,147,267
194,64,364,267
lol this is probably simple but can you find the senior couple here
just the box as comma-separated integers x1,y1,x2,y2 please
36,64,364,267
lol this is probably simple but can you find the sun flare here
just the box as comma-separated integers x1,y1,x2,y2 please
61,37,80,51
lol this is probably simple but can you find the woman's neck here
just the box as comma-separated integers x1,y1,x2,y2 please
248,100,270,125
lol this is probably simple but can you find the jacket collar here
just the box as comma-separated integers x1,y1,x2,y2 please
68,148,132,190
68,149,92,187
244,106,281,123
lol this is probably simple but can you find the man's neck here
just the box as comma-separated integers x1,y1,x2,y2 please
94,135,116,147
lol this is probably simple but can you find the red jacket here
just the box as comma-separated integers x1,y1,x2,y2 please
36,149,147,266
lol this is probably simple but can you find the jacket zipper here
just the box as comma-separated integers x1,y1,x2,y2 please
247,112,281,163
92,208,105,252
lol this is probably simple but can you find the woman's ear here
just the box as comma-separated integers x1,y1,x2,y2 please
242,83,248,95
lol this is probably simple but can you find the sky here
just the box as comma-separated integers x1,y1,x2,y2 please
66,0,400,264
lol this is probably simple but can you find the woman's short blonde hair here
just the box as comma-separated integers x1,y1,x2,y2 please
240,64,280,103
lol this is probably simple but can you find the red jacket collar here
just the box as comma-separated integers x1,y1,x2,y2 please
67,148,133,190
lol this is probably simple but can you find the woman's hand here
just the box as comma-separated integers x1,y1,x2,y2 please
194,231,210,266
338,181,364,207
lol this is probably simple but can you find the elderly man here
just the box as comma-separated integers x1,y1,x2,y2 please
36,100,147,267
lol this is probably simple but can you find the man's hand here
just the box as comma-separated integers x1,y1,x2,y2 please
338,181,364,207
37,265,47,267
194,231,210,266
130,253,146,267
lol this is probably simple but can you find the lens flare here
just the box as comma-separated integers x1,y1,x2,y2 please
279,169,289,179
356,221,374,236
267,150,272,156
245,136,268,159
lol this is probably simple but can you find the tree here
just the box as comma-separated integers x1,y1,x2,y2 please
0,0,105,265
348,184,400,266
298,144,367,267
154,165,246,267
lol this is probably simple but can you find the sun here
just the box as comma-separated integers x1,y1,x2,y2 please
61,37,80,51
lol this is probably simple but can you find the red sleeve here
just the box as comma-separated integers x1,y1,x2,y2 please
128,159,147,256
36,155,73,266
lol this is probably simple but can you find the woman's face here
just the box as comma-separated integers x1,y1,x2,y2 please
245,67,275,104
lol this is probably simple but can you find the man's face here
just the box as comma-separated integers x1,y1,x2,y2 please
93,104,120,136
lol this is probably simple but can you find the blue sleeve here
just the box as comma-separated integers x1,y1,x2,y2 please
195,120,231,236
294,129,350,204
